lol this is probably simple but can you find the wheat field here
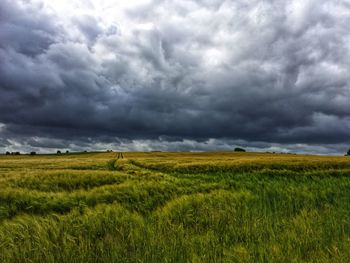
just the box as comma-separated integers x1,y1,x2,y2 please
0,152,349,262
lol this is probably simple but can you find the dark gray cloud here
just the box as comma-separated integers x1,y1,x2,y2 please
1,0,350,154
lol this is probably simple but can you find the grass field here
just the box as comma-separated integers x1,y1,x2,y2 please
0,151,349,262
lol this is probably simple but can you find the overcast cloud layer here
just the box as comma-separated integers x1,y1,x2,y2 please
1,0,350,154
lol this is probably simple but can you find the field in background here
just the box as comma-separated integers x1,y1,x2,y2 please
0,152,349,262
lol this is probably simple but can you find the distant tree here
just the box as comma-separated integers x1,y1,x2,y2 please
347,149,350,156
66,150,69,154
30,152,36,155
5,151,10,155
57,150,61,154
234,147,246,152
14,152,20,155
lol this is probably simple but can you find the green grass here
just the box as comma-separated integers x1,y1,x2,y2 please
0,152,349,262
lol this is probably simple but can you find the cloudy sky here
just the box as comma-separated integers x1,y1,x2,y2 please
1,0,350,154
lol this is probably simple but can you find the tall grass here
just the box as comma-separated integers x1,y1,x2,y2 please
0,152,349,262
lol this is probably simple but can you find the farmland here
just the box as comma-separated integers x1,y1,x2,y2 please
0,152,349,262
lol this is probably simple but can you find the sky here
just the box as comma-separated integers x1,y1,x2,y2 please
0,0,350,154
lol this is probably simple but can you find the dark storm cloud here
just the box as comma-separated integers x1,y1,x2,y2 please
1,0,350,153
0,0,60,56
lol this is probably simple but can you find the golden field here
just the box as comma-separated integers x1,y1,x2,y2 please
0,152,349,262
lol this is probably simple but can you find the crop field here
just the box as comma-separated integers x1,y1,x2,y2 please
0,152,349,262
